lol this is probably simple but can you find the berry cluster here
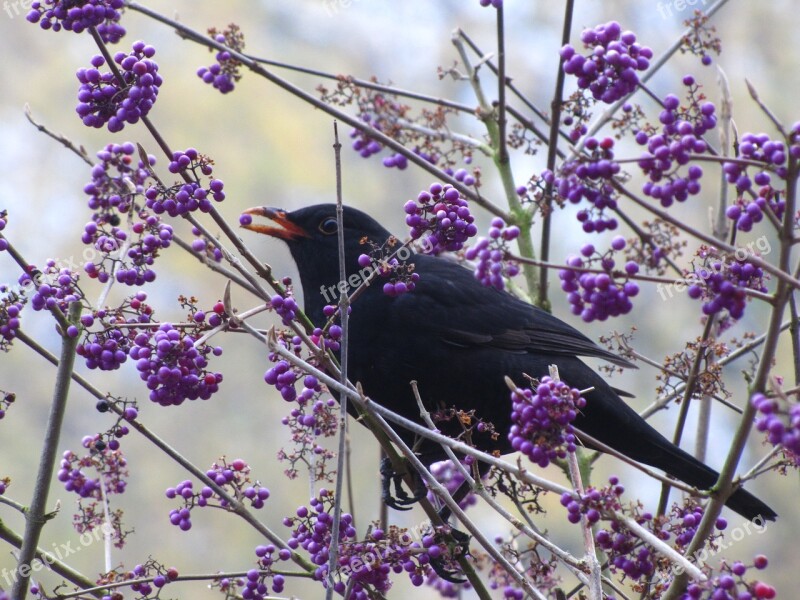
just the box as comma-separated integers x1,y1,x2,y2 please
130,322,223,406
666,500,727,549
635,77,715,207
752,392,800,467
26,0,125,43
126,561,179,596
683,555,775,600
723,133,790,232
58,434,128,546
84,142,156,221
478,0,502,7
284,491,436,597
351,128,382,158
231,544,290,600
76,292,153,371
559,238,640,322
58,436,127,499
724,133,788,191
18,262,84,315
197,27,244,94
76,41,162,132
561,21,653,104
561,476,625,525
427,460,478,511
404,183,478,255
465,217,521,291
686,248,767,320
382,152,409,169
278,393,338,482
166,459,270,531
270,293,299,326
77,325,132,371
508,376,587,468
356,238,420,298
0,296,23,350
544,137,621,233
144,149,225,217
82,213,173,286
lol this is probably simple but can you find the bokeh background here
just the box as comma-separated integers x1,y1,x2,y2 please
1,1,798,598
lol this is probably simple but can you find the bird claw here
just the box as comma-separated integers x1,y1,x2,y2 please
380,456,427,510
429,527,471,583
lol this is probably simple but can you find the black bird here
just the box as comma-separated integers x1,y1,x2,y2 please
242,203,776,523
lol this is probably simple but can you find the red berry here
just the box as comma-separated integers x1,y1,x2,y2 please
754,554,769,569
232,459,246,471
212,302,225,314
753,582,776,599
166,567,179,580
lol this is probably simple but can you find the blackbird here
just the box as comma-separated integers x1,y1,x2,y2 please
242,203,776,523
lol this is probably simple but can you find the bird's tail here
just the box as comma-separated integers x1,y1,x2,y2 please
653,438,776,522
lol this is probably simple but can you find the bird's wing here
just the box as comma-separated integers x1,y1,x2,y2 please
404,254,635,368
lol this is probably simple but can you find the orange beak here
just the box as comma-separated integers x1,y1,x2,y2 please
240,207,309,240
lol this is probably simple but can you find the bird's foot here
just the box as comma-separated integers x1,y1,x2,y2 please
429,526,471,583
380,456,427,510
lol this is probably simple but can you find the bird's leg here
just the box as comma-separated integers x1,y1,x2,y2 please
379,455,427,510
428,525,470,583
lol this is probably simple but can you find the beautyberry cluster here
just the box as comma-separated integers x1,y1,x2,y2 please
427,460,478,510
724,133,790,231
284,491,436,597
270,293,299,326
404,183,478,255
76,292,152,371
635,80,715,207
166,459,270,531
130,322,223,406
559,238,640,322
58,434,128,546
465,217,521,291
84,142,155,221
666,501,727,549
561,21,653,104
26,0,125,43
356,238,420,298
18,262,84,315
126,562,179,596
278,392,338,482
0,296,23,350
752,392,800,467
144,149,225,216
544,136,621,233
686,248,767,319
82,214,173,285
508,376,587,468
197,28,244,94
76,41,162,132
231,544,290,600
562,476,624,525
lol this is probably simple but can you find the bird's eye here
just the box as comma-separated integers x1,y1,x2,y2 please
318,217,338,235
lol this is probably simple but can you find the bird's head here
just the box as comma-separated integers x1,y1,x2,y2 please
241,203,394,310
